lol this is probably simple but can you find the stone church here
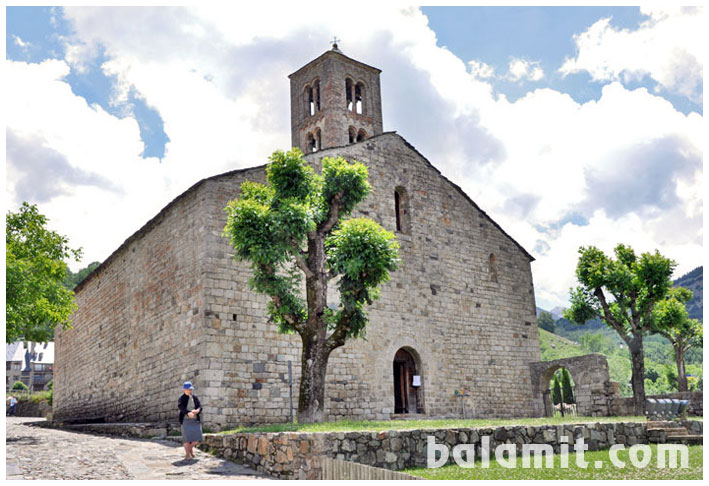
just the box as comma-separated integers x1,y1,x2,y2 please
54,46,554,430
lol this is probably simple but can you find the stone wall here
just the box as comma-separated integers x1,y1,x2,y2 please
53,180,211,423
55,132,541,428
610,391,704,417
11,398,51,417
200,420,703,478
198,132,541,430
530,354,614,417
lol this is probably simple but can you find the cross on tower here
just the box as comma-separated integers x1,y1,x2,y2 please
330,36,340,49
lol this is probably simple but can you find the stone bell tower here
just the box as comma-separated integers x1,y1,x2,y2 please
289,42,383,154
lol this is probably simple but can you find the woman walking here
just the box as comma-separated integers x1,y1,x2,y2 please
178,381,203,460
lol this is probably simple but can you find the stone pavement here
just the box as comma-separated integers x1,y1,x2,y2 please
5,417,271,480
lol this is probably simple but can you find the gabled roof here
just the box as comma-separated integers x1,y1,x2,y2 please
6,341,54,365
288,48,381,79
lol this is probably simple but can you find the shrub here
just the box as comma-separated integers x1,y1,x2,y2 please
11,381,29,392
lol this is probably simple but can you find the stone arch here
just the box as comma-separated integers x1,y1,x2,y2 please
374,336,432,416
348,126,357,144
530,354,612,417
393,346,424,414
356,128,367,142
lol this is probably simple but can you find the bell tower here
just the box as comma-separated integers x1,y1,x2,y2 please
289,42,383,154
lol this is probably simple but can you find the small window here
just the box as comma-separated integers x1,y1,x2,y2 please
348,126,356,144
306,132,317,154
314,128,321,152
489,253,498,283
356,129,367,142
313,80,321,112
394,186,410,233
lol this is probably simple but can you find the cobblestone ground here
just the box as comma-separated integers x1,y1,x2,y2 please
6,417,271,480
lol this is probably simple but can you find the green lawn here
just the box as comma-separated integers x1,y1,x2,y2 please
405,444,703,480
219,415,672,435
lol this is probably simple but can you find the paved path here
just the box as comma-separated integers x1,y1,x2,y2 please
6,417,271,480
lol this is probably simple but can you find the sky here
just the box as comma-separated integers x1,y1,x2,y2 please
4,5,704,311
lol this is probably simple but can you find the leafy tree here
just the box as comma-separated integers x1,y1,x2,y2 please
579,332,613,354
564,244,675,415
537,311,555,333
650,287,703,392
551,374,562,406
11,381,29,392
6,203,81,343
223,149,399,423
63,261,101,290
561,368,575,404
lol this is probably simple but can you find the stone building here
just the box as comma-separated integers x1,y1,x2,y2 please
55,46,550,430
6,341,54,393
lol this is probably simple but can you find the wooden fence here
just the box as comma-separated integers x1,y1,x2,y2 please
321,457,423,480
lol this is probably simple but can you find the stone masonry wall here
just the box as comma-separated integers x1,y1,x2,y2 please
198,132,541,430
54,184,210,423
201,420,703,478
611,391,704,417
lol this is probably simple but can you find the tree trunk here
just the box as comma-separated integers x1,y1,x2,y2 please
627,334,646,416
675,346,688,392
296,334,330,424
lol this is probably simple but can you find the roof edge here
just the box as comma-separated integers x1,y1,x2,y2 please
288,49,381,79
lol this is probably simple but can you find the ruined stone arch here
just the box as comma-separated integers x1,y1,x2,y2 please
348,126,357,144
356,128,367,142
530,355,612,417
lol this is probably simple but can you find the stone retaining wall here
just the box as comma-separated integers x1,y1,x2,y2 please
199,420,703,478
10,399,52,418
611,391,703,417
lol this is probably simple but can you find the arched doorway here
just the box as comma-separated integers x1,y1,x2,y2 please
393,347,424,414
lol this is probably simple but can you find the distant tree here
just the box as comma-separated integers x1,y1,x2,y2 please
63,261,101,290
11,381,29,392
564,244,675,415
537,311,555,333
6,203,82,343
578,332,612,354
551,374,562,406
223,149,399,423
650,287,703,392
561,368,575,404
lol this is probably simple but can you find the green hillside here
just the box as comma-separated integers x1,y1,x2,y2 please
538,329,701,396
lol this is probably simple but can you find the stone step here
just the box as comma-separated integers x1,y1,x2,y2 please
666,435,703,445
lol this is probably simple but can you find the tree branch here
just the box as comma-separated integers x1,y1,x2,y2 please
289,238,314,279
595,288,631,343
318,192,343,236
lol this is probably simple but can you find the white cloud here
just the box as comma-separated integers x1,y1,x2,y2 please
5,6,702,311
560,7,704,102
12,34,31,48
507,58,544,82
468,59,495,79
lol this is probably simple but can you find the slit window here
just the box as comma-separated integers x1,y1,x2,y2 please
394,186,410,233
489,253,498,283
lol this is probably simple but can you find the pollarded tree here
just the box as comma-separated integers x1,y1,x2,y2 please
564,244,675,415
223,149,399,423
650,287,702,392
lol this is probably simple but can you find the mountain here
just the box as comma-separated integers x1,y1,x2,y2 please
674,266,702,322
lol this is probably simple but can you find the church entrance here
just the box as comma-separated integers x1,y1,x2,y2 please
393,347,423,414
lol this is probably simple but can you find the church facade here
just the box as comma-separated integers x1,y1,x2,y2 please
54,47,543,430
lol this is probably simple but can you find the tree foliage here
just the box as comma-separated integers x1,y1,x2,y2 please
564,244,676,414
561,368,575,404
6,203,81,343
537,311,555,333
650,287,703,391
223,149,399,422
551,374,562,405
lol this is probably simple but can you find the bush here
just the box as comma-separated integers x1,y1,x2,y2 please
11,381,29,392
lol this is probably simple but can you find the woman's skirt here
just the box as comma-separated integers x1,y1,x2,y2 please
181,418,203,443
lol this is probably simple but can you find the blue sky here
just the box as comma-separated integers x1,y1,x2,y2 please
5,6,704,309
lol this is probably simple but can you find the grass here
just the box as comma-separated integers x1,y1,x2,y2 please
217,415,677,435
405,444,703,480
